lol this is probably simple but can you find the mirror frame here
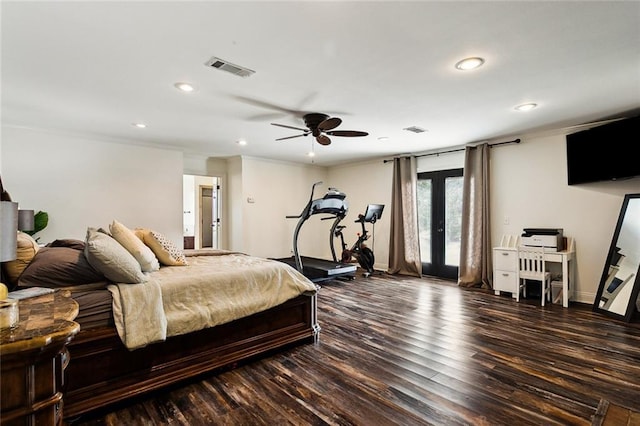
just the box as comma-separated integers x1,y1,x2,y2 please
593,193,640,322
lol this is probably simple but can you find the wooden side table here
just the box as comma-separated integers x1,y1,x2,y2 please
0,290,80,426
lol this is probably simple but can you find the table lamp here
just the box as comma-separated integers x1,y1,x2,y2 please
0,201,18,263
1,201,18,324
18,209,35,233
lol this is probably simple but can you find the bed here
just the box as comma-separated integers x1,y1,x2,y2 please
6,223,319,420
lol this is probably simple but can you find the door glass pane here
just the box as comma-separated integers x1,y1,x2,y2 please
417,179,432,263
444,176,463,266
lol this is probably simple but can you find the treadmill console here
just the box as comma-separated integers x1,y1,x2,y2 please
323,188,347,200
311,188,348,216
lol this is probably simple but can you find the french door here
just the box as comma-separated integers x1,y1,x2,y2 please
417,169,463,280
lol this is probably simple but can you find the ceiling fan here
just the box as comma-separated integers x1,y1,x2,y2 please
271,113,368,146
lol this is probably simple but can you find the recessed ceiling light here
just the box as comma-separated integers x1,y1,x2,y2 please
236,139,247,146
378,136,389,141
307,151,316,157
132,123,146,128
174,82,195,92
455,57,485,70
515,103,538,111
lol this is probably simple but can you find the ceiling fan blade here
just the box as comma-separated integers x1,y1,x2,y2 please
318,117,342,131
276,134,307,141
316,135,331,145
232,95,302,115
326,130,369,137
271,123,309,132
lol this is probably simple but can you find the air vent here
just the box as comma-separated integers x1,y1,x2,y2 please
204,56,255,78
403,126,427,133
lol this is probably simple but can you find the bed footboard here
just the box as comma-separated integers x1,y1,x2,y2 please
64,293,318,419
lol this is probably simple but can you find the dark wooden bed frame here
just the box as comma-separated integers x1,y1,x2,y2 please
63,293,319,420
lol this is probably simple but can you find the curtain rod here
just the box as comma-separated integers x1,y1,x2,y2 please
382,138,521,163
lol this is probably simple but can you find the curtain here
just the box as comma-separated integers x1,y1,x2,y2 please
387,157,422,277
458,143,492,288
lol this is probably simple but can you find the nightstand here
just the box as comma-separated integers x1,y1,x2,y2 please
0,290,80,425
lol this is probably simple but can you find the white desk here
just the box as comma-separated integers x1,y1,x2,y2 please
544,248,576,308
493,238,575,308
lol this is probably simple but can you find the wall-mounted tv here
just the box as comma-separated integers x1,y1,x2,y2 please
566,115,640,185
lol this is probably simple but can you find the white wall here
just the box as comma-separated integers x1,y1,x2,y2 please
183,175,195,236
1,126,183,246
417,150,465,172
227,156,243,252
240,156,327,259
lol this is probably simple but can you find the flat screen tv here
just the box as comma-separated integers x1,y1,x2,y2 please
566,115,640,185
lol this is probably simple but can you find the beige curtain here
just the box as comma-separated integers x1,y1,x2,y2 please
458,143,492,288
387,157,422,277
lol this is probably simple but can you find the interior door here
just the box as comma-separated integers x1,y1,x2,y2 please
200,186,214,248
417,169,463,279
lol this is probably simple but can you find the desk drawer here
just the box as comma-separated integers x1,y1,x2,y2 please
494,249,518,271
545,252,562,262
494,270,517,293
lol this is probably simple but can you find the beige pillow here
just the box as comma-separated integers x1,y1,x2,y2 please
84,227,147,284
134,228,187,266
110,220,160,272
4,232,39,284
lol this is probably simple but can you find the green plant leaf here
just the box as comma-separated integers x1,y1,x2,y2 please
25,211,48,236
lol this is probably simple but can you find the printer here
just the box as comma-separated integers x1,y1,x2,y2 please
521,228,564,251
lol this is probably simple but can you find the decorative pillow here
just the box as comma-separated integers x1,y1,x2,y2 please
4,232,39,285
109,220,160,272
84,227,147,284
18,246,106,288
47,239,86,251
134,228,187,266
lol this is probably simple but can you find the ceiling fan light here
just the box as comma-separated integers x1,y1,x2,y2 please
455,57,485,70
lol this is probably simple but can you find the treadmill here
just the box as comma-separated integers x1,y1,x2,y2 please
276,181,357,282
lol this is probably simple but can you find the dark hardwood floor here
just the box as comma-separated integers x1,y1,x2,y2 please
69,272,640,426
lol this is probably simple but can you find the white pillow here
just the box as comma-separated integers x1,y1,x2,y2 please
84,228,147,284
110,220,160,272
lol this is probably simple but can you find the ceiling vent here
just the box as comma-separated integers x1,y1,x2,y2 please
204,56,255,78
403,126,427,133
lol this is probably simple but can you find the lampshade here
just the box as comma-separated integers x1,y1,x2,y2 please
0,201,18,262
18,209,35,232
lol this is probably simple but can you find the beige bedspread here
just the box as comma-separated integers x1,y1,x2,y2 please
108,252,317,350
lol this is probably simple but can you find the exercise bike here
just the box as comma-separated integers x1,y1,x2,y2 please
333,204,384,277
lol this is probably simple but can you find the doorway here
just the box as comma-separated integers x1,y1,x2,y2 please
183,175,220,250
417,169,463,279
199,185,215,248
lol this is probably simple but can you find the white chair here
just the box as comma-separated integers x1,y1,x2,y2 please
517,246,552,306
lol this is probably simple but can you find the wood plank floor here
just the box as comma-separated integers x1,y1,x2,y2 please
68,272,640,426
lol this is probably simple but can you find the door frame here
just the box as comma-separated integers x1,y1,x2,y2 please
418,168,463,280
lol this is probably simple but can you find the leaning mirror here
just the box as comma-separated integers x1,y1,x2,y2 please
593,193,640,322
